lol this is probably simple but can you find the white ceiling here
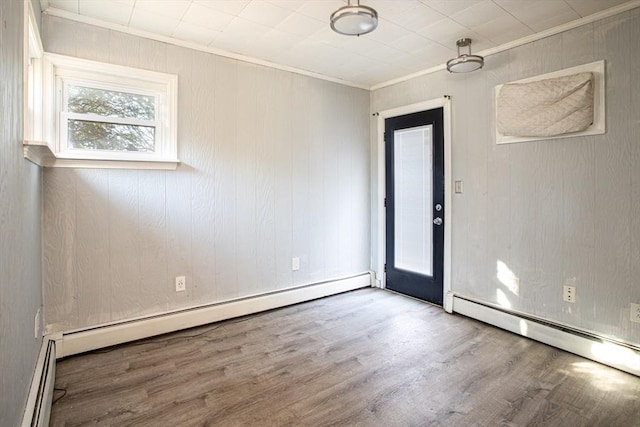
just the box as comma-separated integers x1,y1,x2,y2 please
40,0,635,88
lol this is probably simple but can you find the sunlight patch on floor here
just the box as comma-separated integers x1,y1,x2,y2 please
570,359,634,392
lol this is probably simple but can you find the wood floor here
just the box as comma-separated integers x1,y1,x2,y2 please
51,288,640,426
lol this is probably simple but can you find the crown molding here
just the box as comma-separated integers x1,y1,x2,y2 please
41,8,370,90
371,0,640,90
41,0,640,91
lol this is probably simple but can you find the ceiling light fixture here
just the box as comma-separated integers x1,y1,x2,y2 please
330,0,378,36
447,38,484,73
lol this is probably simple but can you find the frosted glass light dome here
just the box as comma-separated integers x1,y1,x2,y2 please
447,38,484,73
330,1,378,36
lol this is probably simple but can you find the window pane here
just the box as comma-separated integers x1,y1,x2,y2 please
68,85,155,120
394,125,433,276
68,119,155,152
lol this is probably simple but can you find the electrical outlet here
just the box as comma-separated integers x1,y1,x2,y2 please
563,285,576,303
631,303,640,323
175,276,186,292
292,257,300,271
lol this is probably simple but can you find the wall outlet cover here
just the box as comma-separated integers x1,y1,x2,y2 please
563,285,576,303
175,276,186,292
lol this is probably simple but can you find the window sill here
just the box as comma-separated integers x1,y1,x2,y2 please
23,140,55,167
23,140,180,170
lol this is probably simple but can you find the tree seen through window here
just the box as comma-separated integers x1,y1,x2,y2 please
67,86,156,152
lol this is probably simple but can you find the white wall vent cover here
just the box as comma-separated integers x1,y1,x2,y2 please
495,60,605,144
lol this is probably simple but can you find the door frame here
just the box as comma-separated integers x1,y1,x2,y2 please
373,97,453,312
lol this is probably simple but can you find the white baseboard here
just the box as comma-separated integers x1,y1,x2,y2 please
56,274,371,358
453,295,640,377
21,339,56,427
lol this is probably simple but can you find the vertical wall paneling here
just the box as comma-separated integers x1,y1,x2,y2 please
561,24,595,69
108,170,143,319
308,79,328,281
108,30,141,69
138,170,169,314
41,16,370,332
484,57,512,307
350,89,371,273
138,36,168,73
274,73,294,290
165,44,194,310
629,8,640,330
235,63,259,295
590,12,633,338
464,69,491,302
75,169,111,325
213,56,239,301
290,74,313,286
560,136,596,322
0,1,44,424
533,138,565,313
43,169,77,330
371,8,640,347
189,51,217,305
255,67,277,295
336,85,355,277
75,22,109,62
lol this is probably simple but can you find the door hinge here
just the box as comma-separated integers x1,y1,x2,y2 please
384,131,387,142
384,197,386,207
384,263,387,272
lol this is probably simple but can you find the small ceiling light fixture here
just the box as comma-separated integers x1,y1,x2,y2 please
447,38,484,73
330,0,378,36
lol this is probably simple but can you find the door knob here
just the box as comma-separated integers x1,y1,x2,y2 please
433,217,443,225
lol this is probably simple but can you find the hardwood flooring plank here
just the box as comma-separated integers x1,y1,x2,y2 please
51,289,640,426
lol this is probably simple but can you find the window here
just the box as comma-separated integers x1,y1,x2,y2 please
41,53,178,168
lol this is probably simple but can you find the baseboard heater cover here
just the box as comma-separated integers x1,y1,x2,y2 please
452,295,640,377
56,273,371,358
21,339,56,427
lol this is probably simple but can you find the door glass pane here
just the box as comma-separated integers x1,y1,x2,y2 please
394,125,433,276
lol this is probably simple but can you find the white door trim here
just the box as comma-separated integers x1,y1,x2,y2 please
374,97,453,311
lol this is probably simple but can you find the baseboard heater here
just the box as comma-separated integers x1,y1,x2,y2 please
452,294,640,377
21,339,56,427
53,273,371,358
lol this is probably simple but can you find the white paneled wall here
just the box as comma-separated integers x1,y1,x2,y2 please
0,1,44,425
42,16,370,333
372,8,640,347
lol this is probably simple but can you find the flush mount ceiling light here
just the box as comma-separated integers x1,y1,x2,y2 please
330,0,378,36
447,38,484,73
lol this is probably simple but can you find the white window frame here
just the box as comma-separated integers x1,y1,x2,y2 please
23,1,45,145
41,53,179,169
